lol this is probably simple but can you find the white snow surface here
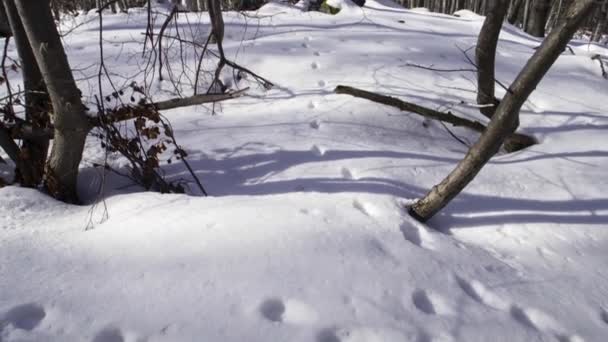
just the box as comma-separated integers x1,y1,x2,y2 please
2,2,608,341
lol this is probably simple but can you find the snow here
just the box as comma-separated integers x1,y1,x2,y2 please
2,1,608,341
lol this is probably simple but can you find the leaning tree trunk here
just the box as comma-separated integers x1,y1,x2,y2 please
525,0,552,37
3,0,51,187
475,0,509,118
13,0,90,203
410,0,596,222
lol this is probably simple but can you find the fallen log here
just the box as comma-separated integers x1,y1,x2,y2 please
334,85,537,152
7,88,249,141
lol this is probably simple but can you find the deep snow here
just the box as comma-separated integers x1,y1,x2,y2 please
1,1,608,341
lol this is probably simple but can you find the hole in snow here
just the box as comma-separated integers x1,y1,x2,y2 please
5,303,46,331
260,298,285,322
92,326,124,342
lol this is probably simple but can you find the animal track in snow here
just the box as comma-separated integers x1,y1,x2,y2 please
509,305,577,341
310,119,322,129
311,145,326,157
259,298,318,324
353,199,378,217
399,223,435,250
311,62,320,70
260,298,285,322
313,51,321,56
317,326,383,342
417,330,454,342
454,276,509,310
411,289,454,316
341,167,356,180
601,308,608,325
318,80,328,87
2,303,46,331
93,326,124,342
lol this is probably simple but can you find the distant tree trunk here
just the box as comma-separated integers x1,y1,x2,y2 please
3,0,51,187
13,0,90,203
0,1,10,37
591,3,608,42
409,0,596,222
475,0,508,118
554,0,574,27
526,0,551,37
507,0,523,25
185,0,199,11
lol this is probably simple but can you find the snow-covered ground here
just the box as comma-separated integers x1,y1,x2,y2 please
2,1,608,341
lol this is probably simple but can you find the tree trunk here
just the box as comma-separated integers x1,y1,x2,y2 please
13,0,90,203
507,0,523,25
525,0,552,37
185,0,199,11
410,0,596,222
3,0,51,187
591,3,607,42
0,1,10,37
475,0,508,118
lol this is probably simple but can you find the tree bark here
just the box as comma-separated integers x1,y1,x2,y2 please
475,0,509,118
410,0,596,222
334,85,536,152
507,0,523,25
3,0,51,187
13,0,90,203
525,0,552,37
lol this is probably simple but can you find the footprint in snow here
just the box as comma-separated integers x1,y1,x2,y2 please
302,42,310,48
318,80,328,87
411,289,454,316
311,145,326,157
310,119,322,129
317,326,383,342
2,303,46,331
313,51,321,56
601,308,608,325
311,62,320,70
509,305,579,341
92,326,124,342
399,222,435,250
353,199,378,217
417,330,454,342
260,298,285,322
341,167,356,180
454,275,509,310
259,298,318,324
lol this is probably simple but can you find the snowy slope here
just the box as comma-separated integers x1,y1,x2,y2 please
2,1,608,341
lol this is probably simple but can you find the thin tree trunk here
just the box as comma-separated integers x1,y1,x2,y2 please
13,0,90,203
507,0,523,25
475,0,509,118
410,0,596,222
526,0,552,37
3,0,50,187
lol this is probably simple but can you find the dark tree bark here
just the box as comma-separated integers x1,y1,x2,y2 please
13,0,90,203
3,0,51,187
475,0,509,118
591,3,608,42
410,0,597,222
507,0,523,25
525,0,552,37
0,1,10,37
